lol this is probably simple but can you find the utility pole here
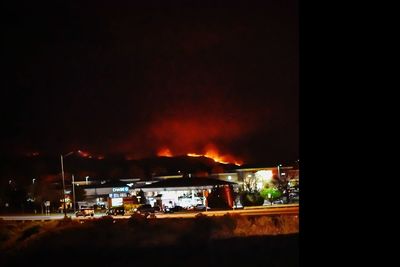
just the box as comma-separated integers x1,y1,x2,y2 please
60,151,74,218
278,164,282,179
60,155,67,218
72,174,76,214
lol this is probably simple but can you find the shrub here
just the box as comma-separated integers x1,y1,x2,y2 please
240,192,264,206
94,215,115,226
0,222,16,245
128,213,148,227
233,215,299,236
212,213,238,238
17,225,41,242
178,215,216,245
220,213,237,230
56,216,73,227
260,187,282,201
275,215,299,234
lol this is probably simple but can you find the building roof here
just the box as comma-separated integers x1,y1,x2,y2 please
135,177,237,191
80,180,130,189
235,166,293,172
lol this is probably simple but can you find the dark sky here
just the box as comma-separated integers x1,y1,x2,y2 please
2,1,298,165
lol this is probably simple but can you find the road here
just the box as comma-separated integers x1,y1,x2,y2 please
0,204,298,221
155,205,298,219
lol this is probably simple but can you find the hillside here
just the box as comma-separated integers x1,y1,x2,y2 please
0,154,240,185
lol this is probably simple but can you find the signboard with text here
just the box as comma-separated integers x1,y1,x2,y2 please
112,187,129,193
111,198,123,207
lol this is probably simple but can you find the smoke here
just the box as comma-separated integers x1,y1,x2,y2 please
114,94,271,163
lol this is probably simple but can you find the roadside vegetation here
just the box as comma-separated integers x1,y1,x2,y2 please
1,214,298,253
1,214,298,266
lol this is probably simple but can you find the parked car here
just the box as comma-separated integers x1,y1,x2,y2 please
164,205,184,213
171,205,184,212
134,204,156,214
153,205,161,212
193,204,211,211
233,203,244,209
106,206,125,216
75,207,94,217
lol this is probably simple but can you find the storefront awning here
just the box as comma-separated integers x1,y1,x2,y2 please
134,177,237,192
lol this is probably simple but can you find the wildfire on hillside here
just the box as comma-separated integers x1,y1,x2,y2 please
157,147,173,157
157,144,243,166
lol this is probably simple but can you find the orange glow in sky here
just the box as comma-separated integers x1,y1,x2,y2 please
77,150,90,157
187,145,243,166
159,144,243,166
157,147,173,157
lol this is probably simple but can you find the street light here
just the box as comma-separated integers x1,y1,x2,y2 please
72,174,76,214
61,151,74,218
277,164,282,180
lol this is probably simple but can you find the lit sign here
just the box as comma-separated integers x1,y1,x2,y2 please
112,187,129,193
111,198,123,207
255,170,273,183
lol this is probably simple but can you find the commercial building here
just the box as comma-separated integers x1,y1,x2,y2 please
134,177,238,209
67,165,299,210
75,181,135,209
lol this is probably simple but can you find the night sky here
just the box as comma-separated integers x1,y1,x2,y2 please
2,1,298,165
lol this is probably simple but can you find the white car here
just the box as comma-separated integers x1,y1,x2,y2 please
75,208,94,217
193,204,211,211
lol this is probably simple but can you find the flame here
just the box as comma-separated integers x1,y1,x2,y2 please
77,150,90,158
26,152,40,157
206,144,243,166
157,144,243,166
187,149,243,166
157,147,173,157
187,153,203,157
187,145,244,166
78,150,105,160
125,155,135,160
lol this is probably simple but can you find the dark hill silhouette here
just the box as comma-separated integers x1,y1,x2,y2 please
0,154,240,185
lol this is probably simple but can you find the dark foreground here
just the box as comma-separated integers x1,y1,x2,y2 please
1,215,298,266
3,234,298,267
